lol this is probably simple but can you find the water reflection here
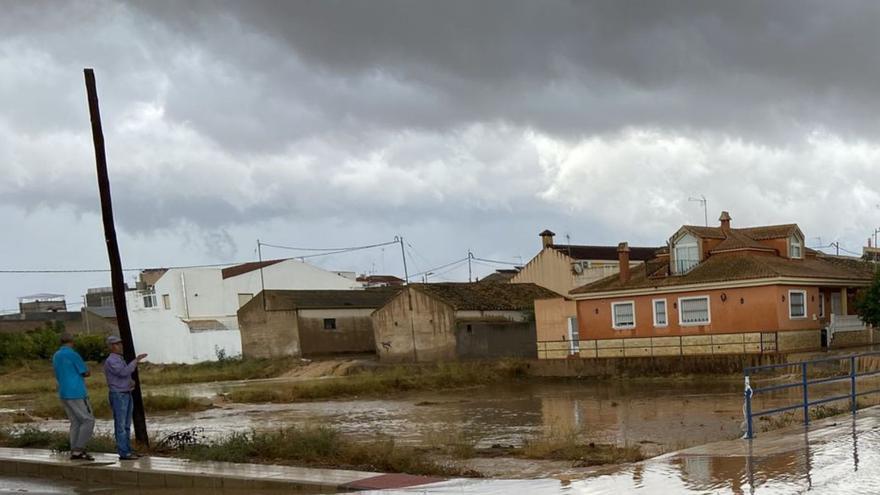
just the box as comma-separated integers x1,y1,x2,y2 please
573,411,880,494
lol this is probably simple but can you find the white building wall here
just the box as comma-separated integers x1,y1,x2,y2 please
126,259,363,364
222,260,361,315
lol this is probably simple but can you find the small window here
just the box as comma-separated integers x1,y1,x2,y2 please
162,294,170,310
611,301,636,329
143,293,157,308
789,290,807,319
679,296,710,325
466,324,473,333
653,299,668,327
323,318,337,330
100,295,113,307
789,236,803,259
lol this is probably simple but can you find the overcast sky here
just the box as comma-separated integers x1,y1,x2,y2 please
3,0,880,311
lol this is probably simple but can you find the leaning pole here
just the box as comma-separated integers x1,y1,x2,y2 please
83,68,149,445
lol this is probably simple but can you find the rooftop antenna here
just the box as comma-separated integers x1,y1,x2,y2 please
688,195,708,227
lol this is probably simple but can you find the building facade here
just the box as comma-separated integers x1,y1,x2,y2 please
372,282,558,362
126,259,363,363
511,230,659,296
238,288,401,359
539,212,877,359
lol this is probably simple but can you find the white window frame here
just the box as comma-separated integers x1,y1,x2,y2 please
678,296,711,326
611,301,636,330
819,292,825,318
673,234,700,274
789,235,803,259
789,290,807,319
652,298,668,327
142,292,158,309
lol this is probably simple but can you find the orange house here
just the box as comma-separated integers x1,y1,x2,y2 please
560,212,877,356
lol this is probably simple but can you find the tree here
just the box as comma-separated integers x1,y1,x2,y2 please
855,269,880,327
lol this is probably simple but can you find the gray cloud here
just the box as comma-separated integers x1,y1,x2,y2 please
3,1,880,308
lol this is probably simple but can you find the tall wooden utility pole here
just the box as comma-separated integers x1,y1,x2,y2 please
83,68,149,445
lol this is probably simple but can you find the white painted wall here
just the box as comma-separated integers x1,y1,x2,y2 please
126,259,363,364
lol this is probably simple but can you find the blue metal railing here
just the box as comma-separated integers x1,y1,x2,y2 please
743,351,880,439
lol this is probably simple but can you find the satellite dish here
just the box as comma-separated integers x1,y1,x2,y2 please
573,262,584,274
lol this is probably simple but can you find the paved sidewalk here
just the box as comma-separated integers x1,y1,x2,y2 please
0,447,441,492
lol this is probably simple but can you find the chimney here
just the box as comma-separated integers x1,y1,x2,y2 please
539,229,556,249
719,211,732,234
618,242,631,283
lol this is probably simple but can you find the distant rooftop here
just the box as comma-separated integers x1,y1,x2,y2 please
18,293,65,301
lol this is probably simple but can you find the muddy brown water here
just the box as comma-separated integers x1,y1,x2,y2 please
6,377,850,457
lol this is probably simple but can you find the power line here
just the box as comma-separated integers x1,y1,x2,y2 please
259,240,399,252
409,257,469,278
471,256,522,266
0,261,243,274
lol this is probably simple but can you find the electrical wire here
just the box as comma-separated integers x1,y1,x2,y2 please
471,256,522,266
260,240,399,252
0,261,244,274
1,241,402,273
409,257,469,278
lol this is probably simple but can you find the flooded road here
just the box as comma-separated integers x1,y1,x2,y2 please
5,377,820,458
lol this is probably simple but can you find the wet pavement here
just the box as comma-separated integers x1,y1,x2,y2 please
0,476,279,494
372,406,880,494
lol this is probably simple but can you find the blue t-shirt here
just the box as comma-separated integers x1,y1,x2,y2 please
52,346,88,400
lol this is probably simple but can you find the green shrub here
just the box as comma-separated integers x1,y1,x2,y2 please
0,323,111,365
74,335,108,362
0,324,63,364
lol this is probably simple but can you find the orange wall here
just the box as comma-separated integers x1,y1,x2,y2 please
535,298,577,342
577,285,823,340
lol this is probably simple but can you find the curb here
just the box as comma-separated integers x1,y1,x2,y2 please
0,447,445,492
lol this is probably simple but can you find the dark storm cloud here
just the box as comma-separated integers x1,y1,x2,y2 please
130,0,880,146
3,0,880,310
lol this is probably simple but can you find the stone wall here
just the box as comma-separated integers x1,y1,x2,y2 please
776,329,821,352
527,353,789,378
830,328,876,349
538,331,780,359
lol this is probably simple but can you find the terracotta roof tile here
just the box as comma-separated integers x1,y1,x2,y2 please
572,253,876,295
221,259,286,279
709,230,776,253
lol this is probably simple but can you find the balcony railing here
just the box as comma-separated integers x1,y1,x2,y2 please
674,258,699,275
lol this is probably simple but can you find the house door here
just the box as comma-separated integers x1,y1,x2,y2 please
831,292,842,316
567,317,580,355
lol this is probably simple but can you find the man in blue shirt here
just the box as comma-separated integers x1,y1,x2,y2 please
51,332,95,461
